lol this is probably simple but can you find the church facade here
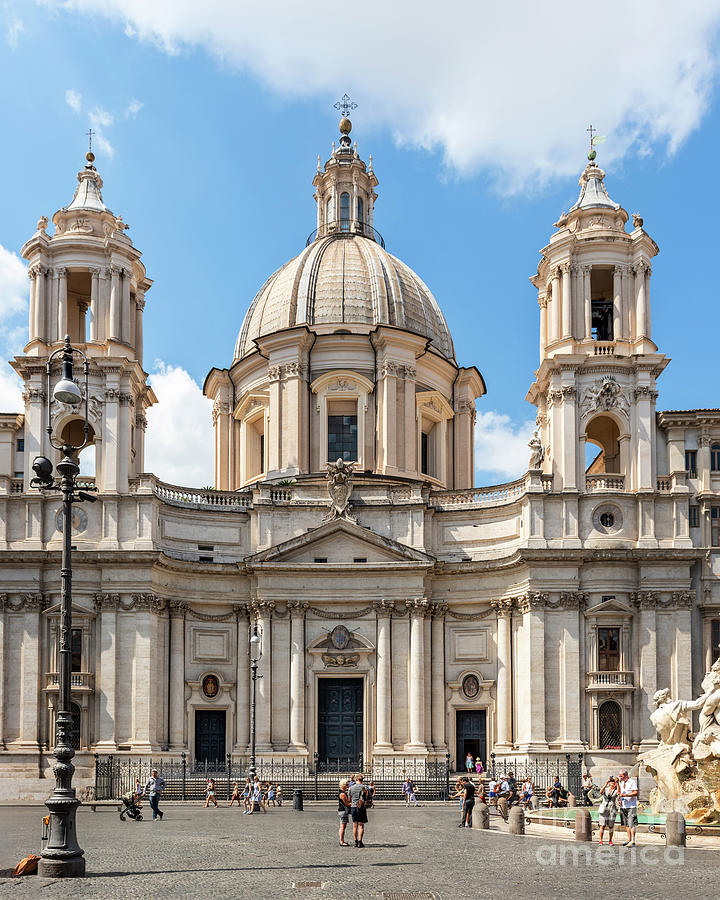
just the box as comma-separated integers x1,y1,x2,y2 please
1,117,719,796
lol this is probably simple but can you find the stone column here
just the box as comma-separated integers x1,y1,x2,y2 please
517,592,547,751
645,265,652,339
635,384,655,492
379,361,398,472
0,596,5,749
27,267,37,341
559,592,585,749
550,269,561,343
561,262,572,339
406,598,429,751
109,266,121,340
94,593,119,751
88,268,100,341
622,265,633,338
288,599,308,750
403,365,417,473
267,368,281,474
19,594,43,749
121,269,131,343
251,600,274,751
431,602,447,750
56,267,67,340
582,265,592,339
491,599,514,749
34,266,47,342
613,266,622,341
634,263,647,339
234,604,249,751
633,592,658,748
169,600,187,749
373,600,393,751
673,594,693,701
131,599,153,752
135,294,145,366
538,296,547,356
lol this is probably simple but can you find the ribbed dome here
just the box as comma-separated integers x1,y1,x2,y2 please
235,233,455,361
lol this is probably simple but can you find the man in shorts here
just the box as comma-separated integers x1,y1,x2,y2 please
618,769,638,846
348,773,369,847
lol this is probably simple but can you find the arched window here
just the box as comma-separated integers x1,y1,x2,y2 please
340,192,350,232
325,196,332,227
598,700,622,750
711,443,720,471
585,415,621,475
70,702,82,750
357,197,364,231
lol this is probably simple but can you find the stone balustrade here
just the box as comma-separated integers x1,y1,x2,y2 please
656,477,672,491
585,473,625,491
586,670,634,688
45,672,95,691
431,473,553,509
153,480,252,510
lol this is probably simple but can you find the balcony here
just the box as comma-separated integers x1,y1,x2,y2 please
44,672,94,692
586,671,634,690
586,474,625,492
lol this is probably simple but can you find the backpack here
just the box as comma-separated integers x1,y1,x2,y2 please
13,855,40,877
364,788,374,809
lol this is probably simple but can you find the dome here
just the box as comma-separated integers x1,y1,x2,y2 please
234,232,456,361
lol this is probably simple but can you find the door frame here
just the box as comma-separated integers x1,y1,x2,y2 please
194,709,228,764
311,673,369,769
316,676,365,765
455,708,488,772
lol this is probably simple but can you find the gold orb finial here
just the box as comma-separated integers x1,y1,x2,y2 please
339,116,352,135
86,151,95,164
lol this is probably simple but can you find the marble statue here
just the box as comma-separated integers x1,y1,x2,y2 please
528,431,544,470
325,458,357,523
640,664,720,823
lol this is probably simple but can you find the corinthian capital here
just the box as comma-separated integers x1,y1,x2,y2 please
490,598,514,617
405,597,430,617
288,599,309,617
250,599,275,619
373,598,395,618
93,592,120,610
517,591,547,614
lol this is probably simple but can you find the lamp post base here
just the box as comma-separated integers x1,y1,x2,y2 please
37,857,86,878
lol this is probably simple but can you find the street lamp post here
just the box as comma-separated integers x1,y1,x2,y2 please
32,336,96,879
248,624,262,809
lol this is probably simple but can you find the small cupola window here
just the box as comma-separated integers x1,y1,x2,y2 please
340,192,350,232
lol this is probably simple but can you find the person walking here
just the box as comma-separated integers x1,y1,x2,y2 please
460,777,475,828
248,776,266,814
597,776,619,845
204,777,218,808
465,752,474,775
144,768,166,821
348,773,369,847
475,758,484,777
338,779,351,846
402,777,412,807
408,779,420,807
618,769,638,846
242,778,252,814
228,781,241,807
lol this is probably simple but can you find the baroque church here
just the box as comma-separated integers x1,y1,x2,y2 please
1,114,718,796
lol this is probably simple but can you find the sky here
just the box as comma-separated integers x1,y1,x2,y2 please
1,1,720,487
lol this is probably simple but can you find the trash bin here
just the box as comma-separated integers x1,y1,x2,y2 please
293,788,304,811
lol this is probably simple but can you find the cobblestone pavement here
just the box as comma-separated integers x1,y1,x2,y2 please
1,802,720,899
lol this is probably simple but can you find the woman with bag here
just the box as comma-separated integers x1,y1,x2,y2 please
597,776,619,845
338,779,352,846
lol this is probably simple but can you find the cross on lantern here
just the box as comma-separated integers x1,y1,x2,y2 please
86,128,95,153
586,124,597,152
334,94,358,117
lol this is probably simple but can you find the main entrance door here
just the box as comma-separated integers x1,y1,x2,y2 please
455,710,487,772
317,678,363,768
195,710,226,765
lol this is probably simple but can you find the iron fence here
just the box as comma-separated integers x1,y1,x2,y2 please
489,753,584,800
94,754,450,802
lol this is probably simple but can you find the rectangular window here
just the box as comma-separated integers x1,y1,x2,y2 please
16,438,24,452
353,557,367,563
712,507,720,547
198,556,214,563
689,506,699,528
314,557,327,563
14,471,23,478
259,433,265,474
198,544,214,552
713,445,720,471
598,626,620,671
421,431,429,475
70,628,82,673
713,620,720,665
685,449,697,478
327,415,357,462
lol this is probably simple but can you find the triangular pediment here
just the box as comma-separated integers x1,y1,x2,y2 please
246,518,435,567
584,596,633,616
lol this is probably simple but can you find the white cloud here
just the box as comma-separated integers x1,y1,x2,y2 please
65,88,82,113
474,410,535,483
0,243,28,412
125,98,143,118
145,362,214,487
4,14,23,48
46,0,720,190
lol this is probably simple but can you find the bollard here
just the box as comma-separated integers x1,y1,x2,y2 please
293,788,304,811
497,796,509,823
508,806,525,835
567,793,577,808
665,811,686,847
574,809,592,842
473,802,490,830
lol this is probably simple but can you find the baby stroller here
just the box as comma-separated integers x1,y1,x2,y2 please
119,792,143,822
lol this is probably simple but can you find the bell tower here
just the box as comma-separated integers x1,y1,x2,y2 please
12,148,156,496
526,142,669,545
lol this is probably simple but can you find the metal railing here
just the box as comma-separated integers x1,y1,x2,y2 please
585,473,625,491
490,753,584,801
306,221,385,247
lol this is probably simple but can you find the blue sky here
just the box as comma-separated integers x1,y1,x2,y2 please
1,1,720,486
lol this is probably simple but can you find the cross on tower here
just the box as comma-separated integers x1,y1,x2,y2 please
334,94,358,117
86,128,95,153
586,124,597,152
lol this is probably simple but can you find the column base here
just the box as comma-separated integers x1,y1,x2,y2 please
37,857,85,879
93,741,117,753
372,742,393,754
403,743,428,753
514,742,549,754
287,743,308,754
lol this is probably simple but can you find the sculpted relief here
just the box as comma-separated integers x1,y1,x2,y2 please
579,376,630,420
